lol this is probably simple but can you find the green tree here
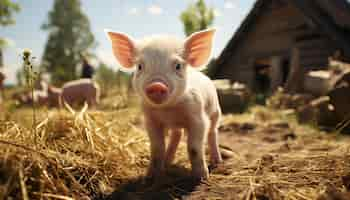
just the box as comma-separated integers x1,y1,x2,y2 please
95,62,132,98
180,0,214,36
0,0,20,26
0,0,20,68
41,0,96,84
180,0,217,77
95,63,118,95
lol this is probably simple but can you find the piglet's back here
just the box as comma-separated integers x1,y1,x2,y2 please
187,69,221,116
61,79,99,104
62,78,94,89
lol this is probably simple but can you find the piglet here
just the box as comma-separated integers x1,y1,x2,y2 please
32,90,49,105
12,90,48,106
106,29,222,180
60,79,100,108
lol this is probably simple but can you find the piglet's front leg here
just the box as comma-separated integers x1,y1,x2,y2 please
187,115,210,180
165,129,182,166
145,117,166,180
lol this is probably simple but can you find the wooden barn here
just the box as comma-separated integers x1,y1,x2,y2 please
213,0,350,94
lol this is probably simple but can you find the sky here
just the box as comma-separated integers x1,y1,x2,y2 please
1,0,255,84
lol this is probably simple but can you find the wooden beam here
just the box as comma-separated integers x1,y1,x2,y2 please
296,38,333,49
285,47,303,93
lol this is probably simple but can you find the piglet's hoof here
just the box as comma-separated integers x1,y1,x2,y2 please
208,162,224,172
191,168,209,181
145,167,165,183
191,175,209,183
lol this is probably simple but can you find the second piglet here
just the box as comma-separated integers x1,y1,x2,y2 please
106,29,222,180
60,79,100,108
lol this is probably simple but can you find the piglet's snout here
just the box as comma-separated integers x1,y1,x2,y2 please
145,81,169,104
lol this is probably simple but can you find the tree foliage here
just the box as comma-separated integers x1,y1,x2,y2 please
0,0,20,26
95,63,132,97
95,63,117,93
180,0,217,78
0,0,20,69
41,0,96,84
180,0,214,36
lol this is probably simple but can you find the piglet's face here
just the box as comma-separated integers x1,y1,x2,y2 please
106,29,215,107
132,37,187,106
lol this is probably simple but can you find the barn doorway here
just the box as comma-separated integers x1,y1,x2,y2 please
253,56,291,103
281,59,290,85
254,62,271,94
253,58,272,104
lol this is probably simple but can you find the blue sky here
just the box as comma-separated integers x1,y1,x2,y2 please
1,0,255,84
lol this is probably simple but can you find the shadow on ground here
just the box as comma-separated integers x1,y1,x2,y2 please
97,165,202,200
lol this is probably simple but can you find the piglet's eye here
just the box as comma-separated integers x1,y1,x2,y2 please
175,63,182,71
137,63,143,71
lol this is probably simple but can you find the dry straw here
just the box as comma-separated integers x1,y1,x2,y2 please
0,98,350,199
0,100,148,199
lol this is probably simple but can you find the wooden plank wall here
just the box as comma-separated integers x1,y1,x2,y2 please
296,37,337,70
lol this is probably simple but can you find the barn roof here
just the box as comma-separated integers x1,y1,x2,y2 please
215,0,350,72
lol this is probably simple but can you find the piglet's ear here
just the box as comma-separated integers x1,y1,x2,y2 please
105,29,136,70
184,28,215,68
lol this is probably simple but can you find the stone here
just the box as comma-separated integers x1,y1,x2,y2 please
215,80,251,113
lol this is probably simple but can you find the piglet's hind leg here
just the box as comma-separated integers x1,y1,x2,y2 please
208,112,223,166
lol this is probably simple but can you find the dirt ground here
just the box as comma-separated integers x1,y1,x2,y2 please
101,108,350,200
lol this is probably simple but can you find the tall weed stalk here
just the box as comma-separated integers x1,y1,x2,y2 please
22,49,38,144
